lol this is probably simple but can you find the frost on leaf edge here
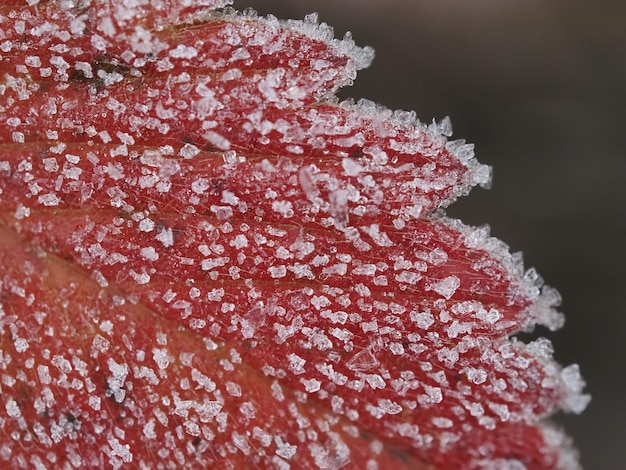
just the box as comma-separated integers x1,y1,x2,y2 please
216,5,493,206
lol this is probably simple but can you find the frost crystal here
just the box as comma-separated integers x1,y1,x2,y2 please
0,1,587,469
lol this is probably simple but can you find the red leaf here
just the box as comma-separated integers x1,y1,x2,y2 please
0,2,588,469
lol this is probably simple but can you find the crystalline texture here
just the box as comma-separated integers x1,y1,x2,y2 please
0,2,587,470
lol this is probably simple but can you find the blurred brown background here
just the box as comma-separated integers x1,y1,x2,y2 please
241,1,625,468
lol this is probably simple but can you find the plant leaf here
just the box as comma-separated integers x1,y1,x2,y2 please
0,1,588,469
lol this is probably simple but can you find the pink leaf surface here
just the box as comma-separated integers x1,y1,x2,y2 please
0,1,588,469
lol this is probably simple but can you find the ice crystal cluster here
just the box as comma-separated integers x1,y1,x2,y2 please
0,1,588,469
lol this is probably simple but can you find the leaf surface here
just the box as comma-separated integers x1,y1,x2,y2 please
0,1,588,469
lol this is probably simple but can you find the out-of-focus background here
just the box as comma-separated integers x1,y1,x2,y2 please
241,1,624,468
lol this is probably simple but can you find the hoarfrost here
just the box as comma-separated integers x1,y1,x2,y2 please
411,311,435,330
0,2,587,468
429,276,460,300
560,364,591,414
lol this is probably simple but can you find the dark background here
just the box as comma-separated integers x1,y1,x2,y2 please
240,1,625,468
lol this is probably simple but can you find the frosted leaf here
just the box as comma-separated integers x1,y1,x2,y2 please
0,1,586,469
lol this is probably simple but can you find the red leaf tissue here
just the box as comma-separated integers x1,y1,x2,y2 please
0,1,589,469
